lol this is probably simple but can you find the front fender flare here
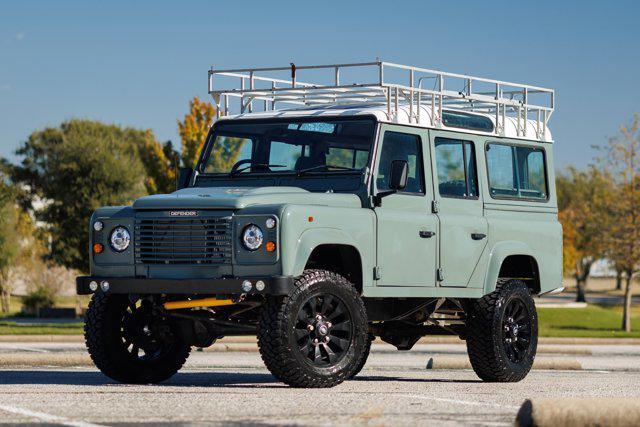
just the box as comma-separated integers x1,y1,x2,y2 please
483,241,537,295
286,228,362,278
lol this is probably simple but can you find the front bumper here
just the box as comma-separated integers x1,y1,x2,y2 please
76,275,294,296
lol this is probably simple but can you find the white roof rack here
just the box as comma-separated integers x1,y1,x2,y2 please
208,61,554,139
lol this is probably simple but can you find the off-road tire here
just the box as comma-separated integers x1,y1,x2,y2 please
464,279,538,382
348,333,374,379
258,269,368,388
85,292,191,384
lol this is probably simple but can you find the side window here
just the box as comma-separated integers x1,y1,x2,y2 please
486,144,516,196
516,147,547,199
486,144,548,200
376,131,424,194
434,138,478,198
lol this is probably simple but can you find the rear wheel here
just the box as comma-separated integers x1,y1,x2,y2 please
85,292,190,384
258,270,368,388
464,280,538,382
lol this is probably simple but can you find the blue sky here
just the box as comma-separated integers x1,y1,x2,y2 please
1,0,639,168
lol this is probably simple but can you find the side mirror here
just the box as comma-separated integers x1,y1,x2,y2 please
176,167,193,190
388,160,409,190
373,160,409,206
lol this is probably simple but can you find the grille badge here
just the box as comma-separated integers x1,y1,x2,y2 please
169,211,198,216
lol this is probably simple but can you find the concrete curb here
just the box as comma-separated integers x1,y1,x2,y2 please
0,342,593,356
2,334,639,345
0,353,92,367
516,398,640,427
0,335,85,343
425,356,582,371
200,344,258,352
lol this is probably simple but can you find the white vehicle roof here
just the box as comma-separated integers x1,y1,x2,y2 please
209,61,554,143
217,103,553,143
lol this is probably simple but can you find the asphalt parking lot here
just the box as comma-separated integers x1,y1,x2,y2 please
1,341,639,426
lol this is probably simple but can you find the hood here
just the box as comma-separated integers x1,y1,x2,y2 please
132,186,362,210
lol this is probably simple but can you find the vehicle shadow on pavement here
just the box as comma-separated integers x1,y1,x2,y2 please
355,375,482,384
0,370,278,387
0,371,482,386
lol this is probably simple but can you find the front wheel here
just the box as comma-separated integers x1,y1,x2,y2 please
348,333,374,379
464,279,538,382
85,292,191,384
258,270,368,388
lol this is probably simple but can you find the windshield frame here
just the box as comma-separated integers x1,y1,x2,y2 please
195,115,379,178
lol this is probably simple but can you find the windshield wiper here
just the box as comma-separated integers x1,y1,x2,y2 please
229,163,286,176
296,165,357,176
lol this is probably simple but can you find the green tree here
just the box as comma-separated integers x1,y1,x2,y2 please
9,120,148,272
556,167,612,302
596,113,640,331
0,180,20,313
136,130,179,194
178,97,216,170
178,96,245,172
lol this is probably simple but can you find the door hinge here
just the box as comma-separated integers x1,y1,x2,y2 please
373,266,381,280
432,200,439,213
437,268,444,282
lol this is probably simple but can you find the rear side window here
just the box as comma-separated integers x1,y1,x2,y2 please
486,143,548,200
434,138,478,198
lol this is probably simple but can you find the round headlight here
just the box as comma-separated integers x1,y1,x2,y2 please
242,224,263,251
109,226,131,252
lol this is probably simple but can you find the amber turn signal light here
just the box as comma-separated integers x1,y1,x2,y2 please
93,243,104,254
266,241,276,252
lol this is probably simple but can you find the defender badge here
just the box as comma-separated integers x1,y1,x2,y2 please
169,211,198,216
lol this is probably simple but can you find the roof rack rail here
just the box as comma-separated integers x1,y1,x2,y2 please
208,61,554,139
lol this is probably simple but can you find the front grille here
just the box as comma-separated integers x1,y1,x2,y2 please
134,216,232,265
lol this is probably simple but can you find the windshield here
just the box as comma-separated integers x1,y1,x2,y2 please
199,118,375,176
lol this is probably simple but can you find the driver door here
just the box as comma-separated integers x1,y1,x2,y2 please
374,125,437,287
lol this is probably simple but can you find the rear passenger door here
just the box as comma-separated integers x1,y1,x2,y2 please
429,131,488,287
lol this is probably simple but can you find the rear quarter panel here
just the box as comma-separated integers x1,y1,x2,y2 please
477,140,563,294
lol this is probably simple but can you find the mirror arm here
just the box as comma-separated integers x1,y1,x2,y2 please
373,190,397,207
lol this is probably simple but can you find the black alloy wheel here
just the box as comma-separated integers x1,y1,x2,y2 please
258,269,368,388
85,292,190,384
120,298,175,362
501,298,533,364
465,279,538,382
294,294,353,367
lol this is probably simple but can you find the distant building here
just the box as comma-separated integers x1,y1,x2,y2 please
590,258,616,278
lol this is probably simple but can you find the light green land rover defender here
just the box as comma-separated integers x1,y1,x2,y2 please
77,62,562,387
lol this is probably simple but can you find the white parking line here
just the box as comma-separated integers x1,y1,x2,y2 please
0,403,103,427
397,394,521,410
1,345,50,353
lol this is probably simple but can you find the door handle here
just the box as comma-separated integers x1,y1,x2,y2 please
419,231,436,238
471,233,486,240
